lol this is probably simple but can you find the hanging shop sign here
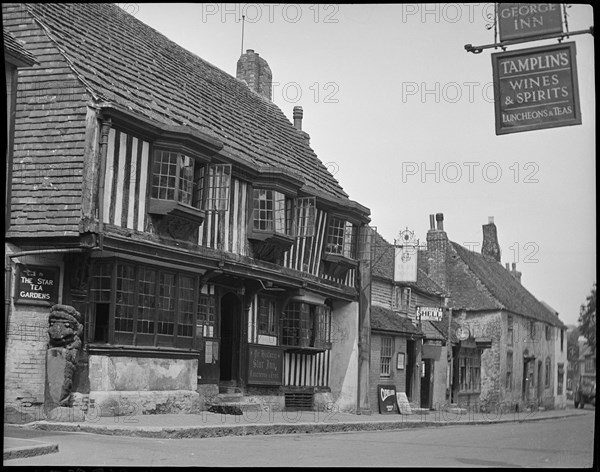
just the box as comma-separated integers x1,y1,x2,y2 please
498,3,563,42
417,306,443,322
378,385,399,414
393,229,418,283
492,42,581,135
14,264,60,305
247,344,283,385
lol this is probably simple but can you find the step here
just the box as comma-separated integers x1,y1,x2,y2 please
206,401,262,416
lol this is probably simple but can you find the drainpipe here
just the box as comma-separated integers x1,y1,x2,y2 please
97,118,112,250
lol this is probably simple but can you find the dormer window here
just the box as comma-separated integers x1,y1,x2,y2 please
152,151,196,206
248,191,316,263
148,149,231,225
253,189,291,235
325,217,356,258
322,217,358,278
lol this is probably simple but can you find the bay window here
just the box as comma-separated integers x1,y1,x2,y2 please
90,260,206,349
281,301,331,349
149,149,231,224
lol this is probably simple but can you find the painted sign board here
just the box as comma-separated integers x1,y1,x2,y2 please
492,42,581,135
498,3,563,41
14,264,60,305
378,385,398,414
417,306,443,322
247,344,283,385
396,392,412,415
393,246,418,283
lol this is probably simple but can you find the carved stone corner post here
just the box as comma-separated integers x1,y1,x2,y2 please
45,304,84,419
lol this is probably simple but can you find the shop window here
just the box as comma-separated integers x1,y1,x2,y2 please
281,301,331,349
458,348,481,392
258,296,278,337
545,357,551,388
89,261,201,349
197,293,216,338
507,315,513,346
506,351,513,389
380,336,393,377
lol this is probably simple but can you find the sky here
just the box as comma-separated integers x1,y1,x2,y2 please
126,3,596,327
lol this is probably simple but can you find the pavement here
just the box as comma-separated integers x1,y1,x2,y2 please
3,405,592,461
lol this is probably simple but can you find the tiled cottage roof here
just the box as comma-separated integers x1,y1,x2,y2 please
448,242,565,327
371,231,445,296
3,29,37,66
3,2,361,224
371,305,422,336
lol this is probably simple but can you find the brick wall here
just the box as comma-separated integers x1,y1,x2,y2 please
368,332,409,412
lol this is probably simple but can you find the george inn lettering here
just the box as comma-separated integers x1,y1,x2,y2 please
498,3,563,41
492,42,581,135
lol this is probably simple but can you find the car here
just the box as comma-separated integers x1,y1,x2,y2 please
574,374,596,409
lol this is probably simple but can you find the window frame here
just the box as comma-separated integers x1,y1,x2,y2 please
324,217,357,259
507,315,513,346
280,301,332,350
380,336,393,377
149,148,232,223
545,356,551,388
506,350,513,389
458,348,481,392
89,260,203,349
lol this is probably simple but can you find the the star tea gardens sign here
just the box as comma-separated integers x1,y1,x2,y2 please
15,264,60,305
492,42,581,135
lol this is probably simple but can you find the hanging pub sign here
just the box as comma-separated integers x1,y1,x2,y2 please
492,42,581,135
417,306,443,322
14,264,60,305
393,229,418,283
498,3,563,42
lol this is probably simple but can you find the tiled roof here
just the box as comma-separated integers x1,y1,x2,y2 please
448,241,566,327
371,231,445,296
3,29,37,65
13,2,354,202
371,305,422,336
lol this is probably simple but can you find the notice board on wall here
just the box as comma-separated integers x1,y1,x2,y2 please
247,344,283,385
14,264,60,305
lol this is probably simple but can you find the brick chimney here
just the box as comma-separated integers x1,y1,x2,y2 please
236,49,272,100
481,216,501,262
511,262,522,284
426,213,448,290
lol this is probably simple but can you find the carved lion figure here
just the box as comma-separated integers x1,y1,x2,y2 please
48,304,83,359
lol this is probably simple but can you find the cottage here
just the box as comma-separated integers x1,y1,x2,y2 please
424,213,568,411
3,3,371,422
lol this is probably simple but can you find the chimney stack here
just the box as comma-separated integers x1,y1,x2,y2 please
293,106,303,131
236,49,272,100
426,212,448,290
481,216,501,262
511,262,522,284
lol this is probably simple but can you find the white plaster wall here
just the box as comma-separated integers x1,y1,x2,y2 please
328,300,359,413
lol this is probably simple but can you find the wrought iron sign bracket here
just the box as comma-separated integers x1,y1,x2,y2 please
465,26,593,54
